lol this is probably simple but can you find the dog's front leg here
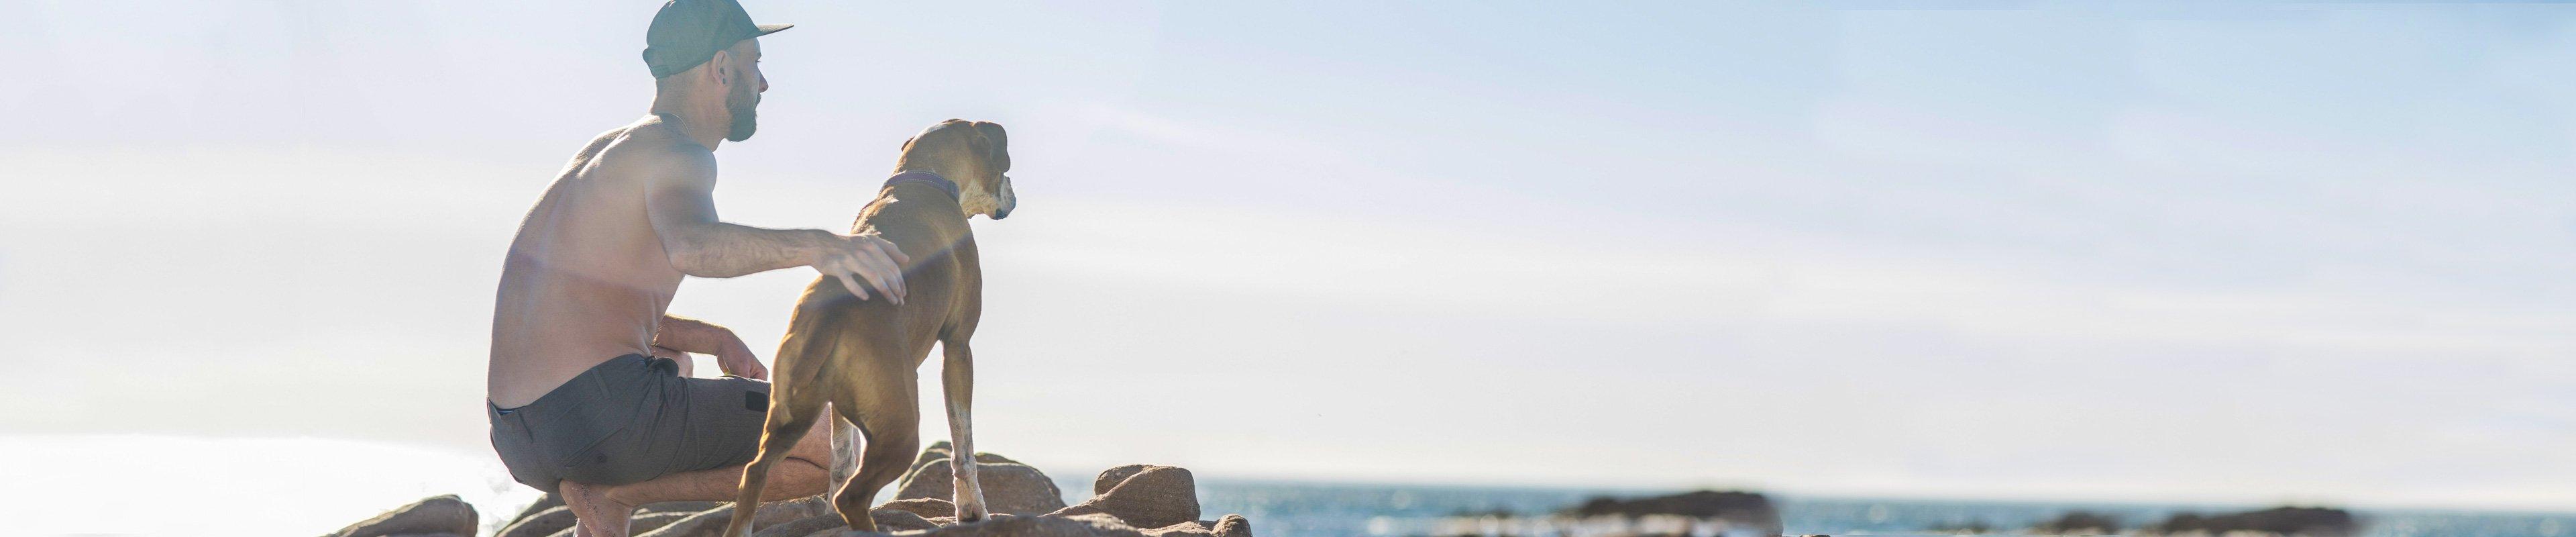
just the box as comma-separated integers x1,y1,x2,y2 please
938,340,990,522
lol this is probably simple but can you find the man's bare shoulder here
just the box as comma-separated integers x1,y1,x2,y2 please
589,117,717,185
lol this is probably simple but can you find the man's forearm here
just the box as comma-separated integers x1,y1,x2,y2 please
653,315,745,355
665,223,831,278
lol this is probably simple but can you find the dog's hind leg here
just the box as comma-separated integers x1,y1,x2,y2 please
938,340,989,523
829,368,920,532
828,411,859,497
717,373,826,537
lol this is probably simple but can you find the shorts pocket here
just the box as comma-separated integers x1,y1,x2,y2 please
552,423,635,485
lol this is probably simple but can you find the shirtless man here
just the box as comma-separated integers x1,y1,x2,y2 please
486,2,905,536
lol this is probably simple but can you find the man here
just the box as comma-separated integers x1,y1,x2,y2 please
486,2,907,536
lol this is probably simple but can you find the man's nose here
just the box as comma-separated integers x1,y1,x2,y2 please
757,73,769,93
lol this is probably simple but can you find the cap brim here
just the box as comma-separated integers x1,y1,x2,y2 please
754,23,793,37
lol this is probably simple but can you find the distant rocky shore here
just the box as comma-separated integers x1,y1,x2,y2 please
320,442,1250,537
1425,489,2359,537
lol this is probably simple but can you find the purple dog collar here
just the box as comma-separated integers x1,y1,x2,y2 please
883,170,960,200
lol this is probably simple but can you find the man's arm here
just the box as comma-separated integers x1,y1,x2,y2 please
654,314,767,380
643,150,911,303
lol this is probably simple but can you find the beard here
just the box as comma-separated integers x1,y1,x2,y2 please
724,82,759,142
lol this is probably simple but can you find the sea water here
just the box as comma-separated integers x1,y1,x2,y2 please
1163,479,2576,537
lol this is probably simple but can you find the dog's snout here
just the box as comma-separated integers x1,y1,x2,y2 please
993,178,1016,219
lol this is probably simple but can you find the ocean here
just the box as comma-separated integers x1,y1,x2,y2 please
1168,479,2576,537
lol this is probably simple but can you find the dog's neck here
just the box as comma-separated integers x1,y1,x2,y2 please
883,170,959,201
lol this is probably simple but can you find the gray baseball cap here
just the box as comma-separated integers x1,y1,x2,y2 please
643,0,791,79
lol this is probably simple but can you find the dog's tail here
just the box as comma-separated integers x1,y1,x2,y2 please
718,281,854,537
771,284,856,395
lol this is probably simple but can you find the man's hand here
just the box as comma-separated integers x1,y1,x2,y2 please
711,338,768,381
653,314,767,379
816,232,910,304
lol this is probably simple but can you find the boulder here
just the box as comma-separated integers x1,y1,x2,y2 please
750,514,849,537
636,495,835,537
1138,515,1254,537
1212,515,1252,537
2145,506,2357,536
640,501,727,515
870,509,942,532
894,441,1069,516
327,494,480,537
1047,465,1201,530
494,505,576,537
1564,490,1780,536
632,511,697,534
508,493,566,526
895,513,1147,537
877,497,960,520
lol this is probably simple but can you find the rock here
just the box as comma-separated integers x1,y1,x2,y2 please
871,509,941,532
1212,515,1252,537
632,511,697,534
1138,518,1252,537
327,494,480,537
509,493,566,526
906,513,1147,537
637,495,835,537
640,501,727,515
1048,465,1202,530
495,505,576,537
2145,506,2357,536
877,497,959,520
751,514,849,537
501,503,708,537
1564,490,1781,536
894,442,1069,516
1093,465,1151,495
2031,511,2121,534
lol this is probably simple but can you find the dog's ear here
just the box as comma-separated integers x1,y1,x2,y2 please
971,121,1009,172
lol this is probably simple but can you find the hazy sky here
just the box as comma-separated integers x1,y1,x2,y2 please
5,0,2575,522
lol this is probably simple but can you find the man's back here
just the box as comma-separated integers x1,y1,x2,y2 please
488,117,704,407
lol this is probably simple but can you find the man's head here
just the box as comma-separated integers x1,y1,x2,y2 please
643,0,788,142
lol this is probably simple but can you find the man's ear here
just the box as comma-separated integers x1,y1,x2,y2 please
971,121,1009,172
705,49,733,88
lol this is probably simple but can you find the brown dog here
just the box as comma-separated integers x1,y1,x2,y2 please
720,119,1016,536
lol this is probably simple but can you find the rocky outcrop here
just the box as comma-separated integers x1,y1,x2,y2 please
385,446,1247,537
635,495,833,537
2030,511,2121,534
1562,490,1782,536
325,494,479,537
2145,507,2357,536
1568,490,1776,520
507,493,565,525
894,441,1069,517
1049,465,1203,529
494,505,575,537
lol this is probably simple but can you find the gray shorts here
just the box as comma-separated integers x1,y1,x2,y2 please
488,354,770,493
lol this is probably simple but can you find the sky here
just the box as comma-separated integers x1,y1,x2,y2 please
3,0,2576,534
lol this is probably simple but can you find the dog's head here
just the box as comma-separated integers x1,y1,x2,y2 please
897,119,1016,219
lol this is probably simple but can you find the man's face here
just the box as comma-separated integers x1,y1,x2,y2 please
723,39,767,142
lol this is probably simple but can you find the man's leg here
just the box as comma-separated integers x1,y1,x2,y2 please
561,416,835,537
